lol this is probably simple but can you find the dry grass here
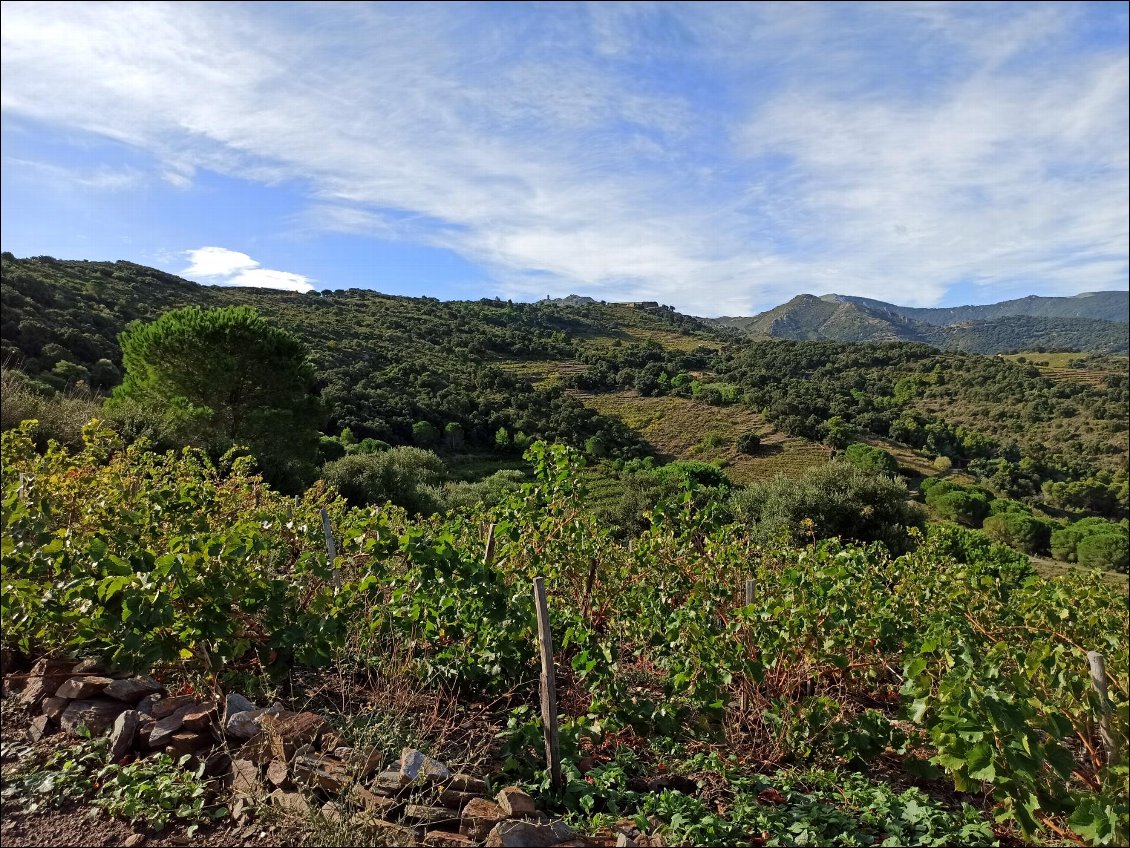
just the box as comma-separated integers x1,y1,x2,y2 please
1001,352,1128,386
570,390,830,483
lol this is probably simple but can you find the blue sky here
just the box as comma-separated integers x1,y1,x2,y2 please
1,1,1127,316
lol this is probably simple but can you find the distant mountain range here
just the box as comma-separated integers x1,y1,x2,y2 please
713,291,1129,353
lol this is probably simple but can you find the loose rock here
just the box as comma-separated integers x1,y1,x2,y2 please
225,692,256,718
104,676,163,704
485,820,575,848
150,695,197,719
261,711,326,762
41,696,69,719
403,804,459,827
373,769,408,793
54,676,114,700
148,704,196,748
109,710,140,762
496,786,538,817
439,788,480,811
27,715,52,743
401,747,451,785
266,760,290,788
447,773,489,794
181,703,217,731
167,729,211,757
270,789,311,817
19,657,75,709
321,801,345,825
460,798,507,840
60,698,126,736
348,785,401,819
232,759,263,797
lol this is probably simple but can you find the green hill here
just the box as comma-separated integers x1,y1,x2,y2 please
715,292,1128,353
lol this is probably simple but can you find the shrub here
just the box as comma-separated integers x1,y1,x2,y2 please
931,490,991,527
729,463,926,554
737,432,761,454
981,512,1052,555
843,443,899,475
1076,532,1129,573
322,447,446,514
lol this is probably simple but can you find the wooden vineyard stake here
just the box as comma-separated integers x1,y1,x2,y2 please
484,522,496,567
533,577,563,791
1087,651,1120,766
321,508,339,587
745,579,755,606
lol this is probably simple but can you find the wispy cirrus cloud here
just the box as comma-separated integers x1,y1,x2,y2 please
183,246,313,293
1,2,1125,314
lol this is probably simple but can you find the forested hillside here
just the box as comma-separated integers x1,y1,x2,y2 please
3,254,1129,847
715,292,1129,353
3,254,1127,524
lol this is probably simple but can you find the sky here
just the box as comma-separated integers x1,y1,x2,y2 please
1,1,1127,317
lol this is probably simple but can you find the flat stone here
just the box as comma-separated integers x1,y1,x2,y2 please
373,769,408,793
231,759,263,797
496,786,538,817
424,833,479,848
54,676,114,700
320,731,342,751
348,785,401,819
166,730,211,757
19,658,76,709
333,746,355,761
460,798,507,840
135,694,160,717
320,801,344,825
41,696,69,719
350,746,384,776
151,695,197,719
204,750,231,777
121,833,145,848
109,710,140,761
148,703,196,748
225,705,283,740
447,773,489,794
404,804,459,827
401,747,451,785
439,788,481,811
60,698,126,736
237,733,275,765
616,834,638,848
270,789,311,816
265,760,290,788
27,715,52,742
225,692,256,718
293,755,352,792
103,677,163,704
260,711,326,762
181,703,217,731
485,820,575,847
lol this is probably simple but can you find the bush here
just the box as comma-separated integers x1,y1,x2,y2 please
655,460,730,489
737,432,761,454
1076,532,1129,573
843,443,898,475
1050,518,1128,565
729,463,926,554
981,512,1052,555
322,447,446,514
931,490,991,527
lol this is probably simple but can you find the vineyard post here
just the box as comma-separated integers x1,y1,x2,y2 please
321,507,339,587
740,579,755,713
484,522,496,567
533,577,563,792
1087,651,1120,766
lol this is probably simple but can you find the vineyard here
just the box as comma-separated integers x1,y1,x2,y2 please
2,419,1127,846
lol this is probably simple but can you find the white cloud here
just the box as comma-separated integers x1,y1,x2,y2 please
183,246,259,278
182,246,313,293
1,2,1126,314
3,157,145,191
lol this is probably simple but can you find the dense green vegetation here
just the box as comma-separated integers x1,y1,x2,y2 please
3,422,1127,844
715,291,1129,353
